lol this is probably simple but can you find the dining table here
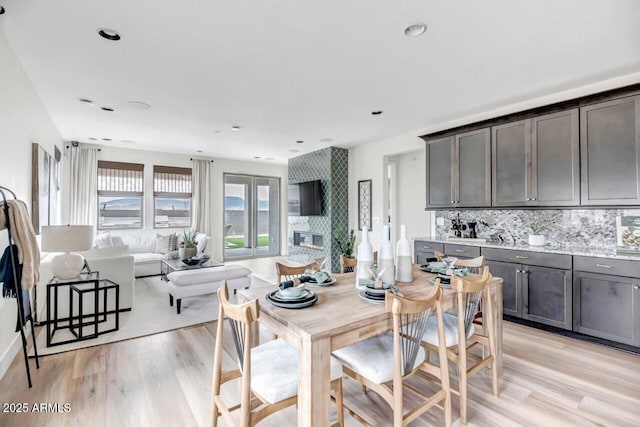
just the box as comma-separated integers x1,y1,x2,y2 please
237,264,503,427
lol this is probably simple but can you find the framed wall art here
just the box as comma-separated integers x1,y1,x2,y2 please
358,179,372,231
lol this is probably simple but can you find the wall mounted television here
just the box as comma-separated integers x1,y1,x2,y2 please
288,180,323,216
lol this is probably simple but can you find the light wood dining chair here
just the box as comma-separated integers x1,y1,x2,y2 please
274,262,317,284
333,283,452,427
211,281,345,427
339,255,357,273
421,266,498,424
454,256,487,326
434,250,445,261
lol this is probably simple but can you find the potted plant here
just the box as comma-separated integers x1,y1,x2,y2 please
528,217,546,246
334,228,356,258
179,229,198,258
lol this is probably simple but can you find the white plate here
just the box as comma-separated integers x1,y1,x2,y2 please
276,289,313,300
309,277,337,287
358,291,385,305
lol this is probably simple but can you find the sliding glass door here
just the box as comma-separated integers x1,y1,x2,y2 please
224,174,280,259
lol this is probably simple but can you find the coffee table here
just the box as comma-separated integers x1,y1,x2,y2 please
160,257,224,281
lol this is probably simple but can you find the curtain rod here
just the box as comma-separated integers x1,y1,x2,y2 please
190,158,214,162
65,144,101,151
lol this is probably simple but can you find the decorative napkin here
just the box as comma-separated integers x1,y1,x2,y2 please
304,269,330,284
279,276,311,290
427,262,469,276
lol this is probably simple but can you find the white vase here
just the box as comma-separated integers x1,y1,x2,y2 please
395,224,413,283
528,234,546,246
378,225,395,285
356,226,374,285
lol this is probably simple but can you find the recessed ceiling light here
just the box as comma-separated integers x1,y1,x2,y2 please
79,98,93,106
266,157,275,161
126,101,151,110
320,138,333,143
231,126,241,131
0,6,5,15
296,140,304,144
371,110,383,115
101,107,114,112
120,139,136,144
196,150,203,153
88,137,98,141
254,156,261,159
404,23,427,37
102,138,112,141
97,27,121,41
289,149,300,153
213,130,221,133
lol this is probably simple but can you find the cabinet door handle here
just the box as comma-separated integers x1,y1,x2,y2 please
532,198,537,201
515,255,528,259
451,200,455,203
422,246,431,250
455,249,467,253
634,285,639,290
525,198,531,201
596,264,612,269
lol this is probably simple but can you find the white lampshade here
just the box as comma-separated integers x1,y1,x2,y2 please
41,225,93,253
41,225,93,279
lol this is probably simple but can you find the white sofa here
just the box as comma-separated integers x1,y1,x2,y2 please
37,246,135,322
97,231,214,277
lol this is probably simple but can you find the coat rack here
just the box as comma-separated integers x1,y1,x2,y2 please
0,185,39,388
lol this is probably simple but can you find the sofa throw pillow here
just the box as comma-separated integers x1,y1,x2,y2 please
78,245,130,260
122,234,157,253
111,235,124,247
94,232,113,249
154,233,176,254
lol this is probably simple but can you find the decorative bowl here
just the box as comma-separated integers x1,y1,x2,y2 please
181,255,210,266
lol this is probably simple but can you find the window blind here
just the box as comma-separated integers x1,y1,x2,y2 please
97,161,144,196
153,165,192,197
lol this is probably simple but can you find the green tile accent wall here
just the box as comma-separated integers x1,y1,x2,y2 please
288,147,349,272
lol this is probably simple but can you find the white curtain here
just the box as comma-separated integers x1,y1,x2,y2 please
68,145,98,226
192,159,212,235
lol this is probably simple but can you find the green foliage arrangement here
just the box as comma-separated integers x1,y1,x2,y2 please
180,229,198,248
334,228,356,258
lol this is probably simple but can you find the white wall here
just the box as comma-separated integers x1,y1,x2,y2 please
0,33,63,379
69,145,288,261
348,133,430,251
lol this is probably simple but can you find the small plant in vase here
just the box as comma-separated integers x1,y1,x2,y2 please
334,228,356,258
528,217,546,246
179,229,198,258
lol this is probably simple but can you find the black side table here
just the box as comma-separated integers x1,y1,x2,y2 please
46,271,100,347
69,279,120,340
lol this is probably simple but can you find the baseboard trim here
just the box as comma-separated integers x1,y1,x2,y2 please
0,327,31,381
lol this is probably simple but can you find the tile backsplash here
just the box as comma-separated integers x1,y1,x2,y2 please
434,209,640,249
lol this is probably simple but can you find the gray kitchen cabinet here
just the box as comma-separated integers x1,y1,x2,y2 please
426,128,490,208
492,120,529,206
522,265,572,330
531,109,580,206
485,260,522,318
573,271,640,346
580,95,640,205
492,109,579,207
443,243,481,260
414,241,444,264
426,137,454,208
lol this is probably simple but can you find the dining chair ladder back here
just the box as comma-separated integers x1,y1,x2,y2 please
274,262,318,284
339,255,357,273
333,283,452,427
212,281,345,427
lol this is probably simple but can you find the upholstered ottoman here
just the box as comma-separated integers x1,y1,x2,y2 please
166,265,252,314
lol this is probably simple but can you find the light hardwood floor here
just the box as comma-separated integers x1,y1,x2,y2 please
1,257,639,426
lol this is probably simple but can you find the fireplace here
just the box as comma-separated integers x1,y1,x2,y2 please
293,231,324,250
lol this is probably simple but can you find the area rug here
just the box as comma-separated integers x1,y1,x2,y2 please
30,274,271,356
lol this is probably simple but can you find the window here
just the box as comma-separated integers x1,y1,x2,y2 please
98,161,144,229
153,165,192,228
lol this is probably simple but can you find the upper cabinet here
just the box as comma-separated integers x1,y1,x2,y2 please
426,128,490,209
580,96,640,205
492,109,579,207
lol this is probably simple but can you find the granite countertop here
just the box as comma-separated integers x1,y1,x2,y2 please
413,236,640,261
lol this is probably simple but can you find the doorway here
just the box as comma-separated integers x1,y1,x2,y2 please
223,174,280,259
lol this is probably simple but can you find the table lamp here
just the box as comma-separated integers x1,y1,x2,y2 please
41,225,93,279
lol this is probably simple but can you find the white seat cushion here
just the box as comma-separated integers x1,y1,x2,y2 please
422,312,475,348
132,252,165,264
167,266,251,286
332,334,425,385
251,339,343,404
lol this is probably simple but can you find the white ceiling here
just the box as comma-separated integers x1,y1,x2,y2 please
1,0,639,163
